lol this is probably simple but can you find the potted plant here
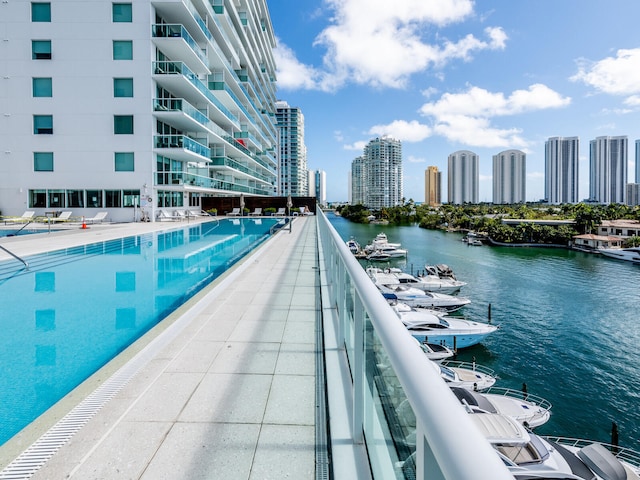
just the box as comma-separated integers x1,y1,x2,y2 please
264,207,276,216
206,208,217,216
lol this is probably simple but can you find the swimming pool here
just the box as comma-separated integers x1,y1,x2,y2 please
0,218,282,446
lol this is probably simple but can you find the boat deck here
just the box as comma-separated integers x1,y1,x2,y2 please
0,217,320,479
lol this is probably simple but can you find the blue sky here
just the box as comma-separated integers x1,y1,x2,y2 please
268,0,640,203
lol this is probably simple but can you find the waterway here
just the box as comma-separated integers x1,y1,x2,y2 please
329,213,640,451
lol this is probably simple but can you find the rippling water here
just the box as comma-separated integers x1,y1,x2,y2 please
329,213,640,451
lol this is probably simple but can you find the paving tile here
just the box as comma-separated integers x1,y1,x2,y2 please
209,341,279,374
263,375,315,425
179,373,272,424
140,423,260,480
250,425,315,480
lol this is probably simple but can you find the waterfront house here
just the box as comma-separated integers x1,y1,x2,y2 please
572,234,623,252
597,220,640,238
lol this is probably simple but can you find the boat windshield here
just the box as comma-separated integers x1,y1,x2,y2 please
439,365,457,381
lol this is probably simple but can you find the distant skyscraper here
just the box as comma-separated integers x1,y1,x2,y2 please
635,140,640,183
308,170,327,205
589,136,627,204
276,101,308,196
545,137,579,204
493,150,526,204
351,156,366,205
448,150,479,204
424,166,441,206
350,137,403,209
626,183,640,206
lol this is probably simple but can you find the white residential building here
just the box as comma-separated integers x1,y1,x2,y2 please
589,136,627,204
448,150,478,204
275,100,308,196
492,149,526,204
350,156,366,205
545,136,579,204
635,139,640,183
0,0,278,222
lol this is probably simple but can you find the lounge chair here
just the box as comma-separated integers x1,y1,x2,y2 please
49,211,73,222
248,207,262,216
3,211,35,223
173,210,186,220
85,212,108,224
227,207,241,216
157,209,178,221
274,207,286,216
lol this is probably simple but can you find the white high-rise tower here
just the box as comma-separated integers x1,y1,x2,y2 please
493,150,526,204
448,150,479,204
545,137,579,204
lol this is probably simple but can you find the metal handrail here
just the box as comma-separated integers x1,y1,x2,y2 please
317,209,513,479
0,244,29,269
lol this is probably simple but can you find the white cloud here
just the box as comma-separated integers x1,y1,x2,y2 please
418,84,571,148
368,120,432,142
274,40,323,90
276,0,507,91
571,48,640,99
527,171,544,179
407,155,426,163
344,140,368,151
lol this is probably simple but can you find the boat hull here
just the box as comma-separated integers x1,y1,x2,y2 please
409,331,492,349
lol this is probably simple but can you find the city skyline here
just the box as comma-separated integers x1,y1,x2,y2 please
269,0,640,203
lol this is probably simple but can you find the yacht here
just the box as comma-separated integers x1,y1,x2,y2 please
367,267,466,294
469,413,640,479
345,237,361,254
451,386,552,428
378,284,471,311
599,247,640,264
366,244,408,260
430,361,497,391
392,304,497,349
417,341,455,362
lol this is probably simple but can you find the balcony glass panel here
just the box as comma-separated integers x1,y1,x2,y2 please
152,24,208,66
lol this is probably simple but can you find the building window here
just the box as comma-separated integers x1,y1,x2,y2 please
123,190,140,207
112,40,132,60
112,3,132,22
33,152,53,171
31,2,51,22
115,152,134,171
29,190,46,207
86,190,103,208
33,115,53,134
33,77,52,97
66,190,84,208
32,40,52,59
113,78,133,97
114,115,133,134
106,190,122,207
48,189,65,208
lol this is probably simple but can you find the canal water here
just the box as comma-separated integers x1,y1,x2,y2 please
329,213,640,451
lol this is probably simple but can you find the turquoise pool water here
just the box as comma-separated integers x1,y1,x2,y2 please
0,218,282,446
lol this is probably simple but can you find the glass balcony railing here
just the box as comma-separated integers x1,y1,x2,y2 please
154,98,209,126
154,135,210,159
152,24,208,66
209,157,273,183
153,61,239,127
156,171,273,195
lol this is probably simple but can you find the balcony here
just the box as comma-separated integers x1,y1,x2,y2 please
152,24,209,74
154,135,211,163
209,157,274,184
153,61,240,130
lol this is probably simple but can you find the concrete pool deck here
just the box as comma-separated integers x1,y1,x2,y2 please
0,216,321,479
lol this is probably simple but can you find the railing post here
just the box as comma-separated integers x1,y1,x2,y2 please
336,260,346,346
352,294,364,444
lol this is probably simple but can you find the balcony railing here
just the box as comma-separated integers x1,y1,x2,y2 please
317,210,513,479
153,61,239,126
209,157,273,183
152,24,208,66
154,135,210,160
155,171,273,196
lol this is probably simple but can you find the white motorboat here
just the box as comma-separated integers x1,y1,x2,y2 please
392,304,497,349
379,284,470,311
367,267,466,294
424,263,458,280
469,413,640,479
430,361,497,391
366,245,408,260
599,247,640,263
345,237,361,254
451,386,552,428
418,341,455,362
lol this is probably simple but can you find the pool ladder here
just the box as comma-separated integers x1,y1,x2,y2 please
0,244,29,269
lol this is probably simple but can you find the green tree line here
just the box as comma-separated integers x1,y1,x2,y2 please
337,202,640,247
